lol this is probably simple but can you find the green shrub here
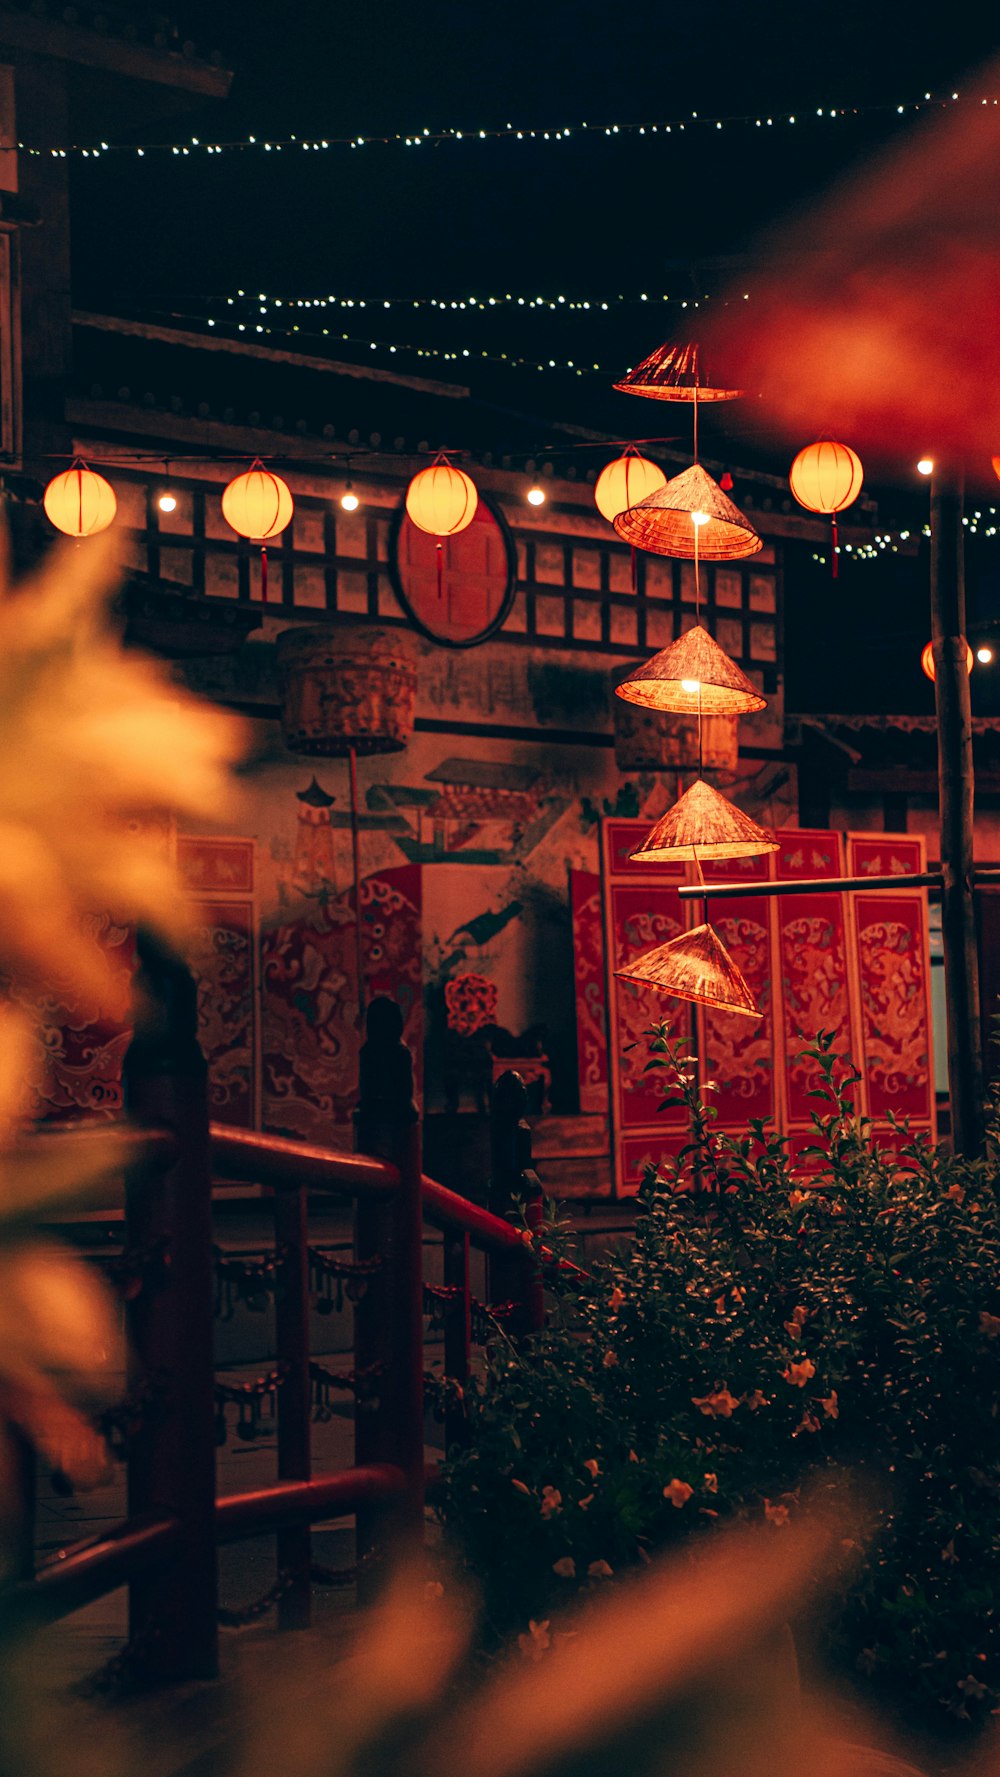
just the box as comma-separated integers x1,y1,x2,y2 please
439,1030,1000,1728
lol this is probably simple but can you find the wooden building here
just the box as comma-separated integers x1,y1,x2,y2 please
0,4,952,1191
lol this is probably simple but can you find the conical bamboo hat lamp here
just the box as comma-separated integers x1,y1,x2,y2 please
614,462,761,561
613,341,742,403
615,922,762,1020
615,624,766,716
630,778,778,863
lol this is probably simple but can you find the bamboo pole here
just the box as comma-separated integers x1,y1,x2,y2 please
931,466,984,1155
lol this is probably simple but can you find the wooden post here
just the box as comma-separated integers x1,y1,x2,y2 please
273,1182,312,1630
931,466,985,1154
489,1070,545,1338
355,998,424,1564
123,931,218,1682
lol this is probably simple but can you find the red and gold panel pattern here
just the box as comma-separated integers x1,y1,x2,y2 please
847,833,934,1134
698,853,775,1128
621,1129,691,1194
602,818,690,1196
772,829,856,1128
570,869,609,1115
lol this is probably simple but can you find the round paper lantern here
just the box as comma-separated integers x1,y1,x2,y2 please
221,463,293,540
405,456,477,537
789,441,863,515
43,465,117,537
992,455,1000,483
789,441,863,580
921,640,974,682
594,449,668,523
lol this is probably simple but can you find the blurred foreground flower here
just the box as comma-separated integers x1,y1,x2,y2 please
0,526,243,1004
0,526,244,1508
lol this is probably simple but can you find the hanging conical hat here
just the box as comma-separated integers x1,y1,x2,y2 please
613,341,743,403
615,922,762,1019
615,623,766,716
613,462,761,561
630,779,778,863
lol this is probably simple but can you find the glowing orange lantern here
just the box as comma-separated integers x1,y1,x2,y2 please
222,462,293,541
221,460,293,603
405,454,478,537
43,463,117,537
992,455,1000,483
594,448,667,523
789,441,863,579
921,640,974,682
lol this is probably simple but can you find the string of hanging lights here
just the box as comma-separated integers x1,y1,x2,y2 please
218,289,722,315
184,308,617,374
15,90,981,159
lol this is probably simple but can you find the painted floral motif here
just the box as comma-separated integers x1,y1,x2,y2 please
780,906,853,1122
570,871,608,1112
445,972,499,1036
856,910,931,1117
702,913,773,1123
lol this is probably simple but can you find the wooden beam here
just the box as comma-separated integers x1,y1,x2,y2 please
0,14,232,98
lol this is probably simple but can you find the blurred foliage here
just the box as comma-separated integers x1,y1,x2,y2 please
0,1517,897,1777
441,1028,1000,1728
0,525,243,1510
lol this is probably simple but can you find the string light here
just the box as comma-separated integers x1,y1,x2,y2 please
14,90,979,159
157,492,177,512
916,458,934,476
978,646,994,664
219,288,706,316
158,307,613,376
341,482,360,511
526,483,546,506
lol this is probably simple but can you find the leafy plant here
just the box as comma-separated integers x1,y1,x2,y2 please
440,1027,1000,1729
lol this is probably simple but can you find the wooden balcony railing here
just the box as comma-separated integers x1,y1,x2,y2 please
1,932,563,1684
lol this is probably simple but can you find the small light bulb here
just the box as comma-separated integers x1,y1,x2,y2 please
916,457,934,476
681,678,700,694
527,484,545,506
158,492,177,513
978,645,994,664
341,483,359,512
691,510,709,526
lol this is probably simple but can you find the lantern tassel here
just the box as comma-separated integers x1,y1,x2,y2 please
261,543,268,604
831,515,839,580
631,545,637,596
437,539,443,601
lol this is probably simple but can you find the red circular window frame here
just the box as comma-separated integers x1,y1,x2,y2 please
389,490,517,648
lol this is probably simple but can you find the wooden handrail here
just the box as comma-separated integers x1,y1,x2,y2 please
6,1513,181,1626
215,1465,405,1542
209,1123,399,1197
421,1172,530,1255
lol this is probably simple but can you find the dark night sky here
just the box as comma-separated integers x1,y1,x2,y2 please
65,1,1000,716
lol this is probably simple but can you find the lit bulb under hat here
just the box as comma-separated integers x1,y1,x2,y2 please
615,922,761,1020
630,779,778,863
615,623,766,717
613,462,761,561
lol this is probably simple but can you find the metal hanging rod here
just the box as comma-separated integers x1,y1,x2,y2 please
676,866,1000,902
